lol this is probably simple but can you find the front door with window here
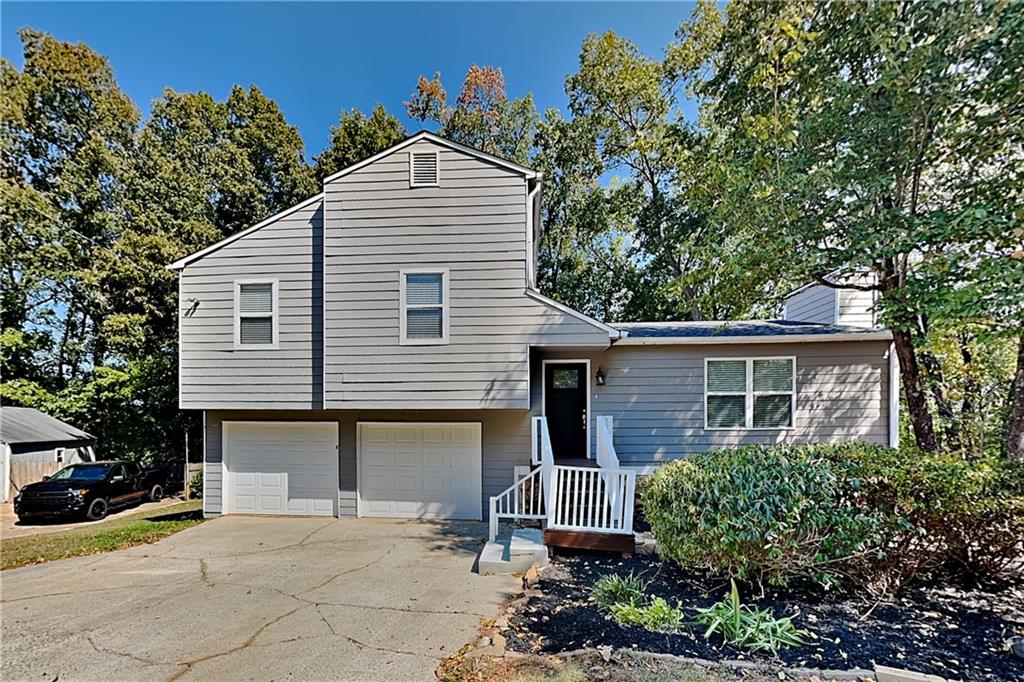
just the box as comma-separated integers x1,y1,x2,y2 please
544,362,588,459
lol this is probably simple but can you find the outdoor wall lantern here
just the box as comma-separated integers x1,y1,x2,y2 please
596,367,606,385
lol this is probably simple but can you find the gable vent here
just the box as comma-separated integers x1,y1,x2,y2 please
409,151,439,187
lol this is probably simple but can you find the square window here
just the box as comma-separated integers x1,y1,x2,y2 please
552,369,579,389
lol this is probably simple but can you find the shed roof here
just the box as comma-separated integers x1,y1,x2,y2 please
613,320,891,345
1,407,95,445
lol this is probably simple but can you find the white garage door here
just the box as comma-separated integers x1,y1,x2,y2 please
224,422,338,517
358,422,481,520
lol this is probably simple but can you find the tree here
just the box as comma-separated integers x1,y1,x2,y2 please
687,0,1024,453
1,28,139,384
565,29,781,322
405,66,538,164
314,103,406,181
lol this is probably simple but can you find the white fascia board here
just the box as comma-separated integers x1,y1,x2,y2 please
612,331,893,345
524,289,620,338
167,193,324,271
322,131,537,184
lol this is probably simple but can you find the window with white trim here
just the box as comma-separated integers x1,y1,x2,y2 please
400,270,448,344
705,357,795,429
409,151,439,186
235,281,277,347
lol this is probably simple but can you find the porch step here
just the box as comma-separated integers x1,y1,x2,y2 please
477,528,549,575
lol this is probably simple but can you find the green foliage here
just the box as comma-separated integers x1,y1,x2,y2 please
189,468,204,500
642,442,1024,592
591,572,648,611
610,596,687,634
640,443,881,588
313,103,406,181
695,580,805,655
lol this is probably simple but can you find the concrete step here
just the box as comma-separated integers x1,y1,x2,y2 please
477,528,549,575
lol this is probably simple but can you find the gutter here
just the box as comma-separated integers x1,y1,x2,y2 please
611,330,893,345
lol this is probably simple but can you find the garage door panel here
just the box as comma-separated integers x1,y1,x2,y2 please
225,423,338,517
358,423,481,520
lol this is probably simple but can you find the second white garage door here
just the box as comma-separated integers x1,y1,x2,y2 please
224,422,338,517
358,422,482,520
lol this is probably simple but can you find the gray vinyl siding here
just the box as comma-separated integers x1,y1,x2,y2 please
323,139,609,410
838,288,877,327
537,341,891,464
784,284,836,324
202,409,532,518
179,199,324,410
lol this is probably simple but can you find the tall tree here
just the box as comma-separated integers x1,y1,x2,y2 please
405,66,538,164
686,0,1024,453
1,28,139,384
314,103,406,181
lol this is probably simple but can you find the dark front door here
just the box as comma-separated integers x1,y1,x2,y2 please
544,362,588,459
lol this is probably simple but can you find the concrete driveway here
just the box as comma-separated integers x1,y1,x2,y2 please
1,516,519,681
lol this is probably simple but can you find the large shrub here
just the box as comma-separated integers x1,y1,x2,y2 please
823,444,1024,588
641,442,1024,592
640,444,882,588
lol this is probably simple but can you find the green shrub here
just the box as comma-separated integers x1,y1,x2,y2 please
641,442,1024,592
188,468,204,500
695,580,805,654
640,443,882,588
591,572,648,611
824,445,1024,587
610,596,687,633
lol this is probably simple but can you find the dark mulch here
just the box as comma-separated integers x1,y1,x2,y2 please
503,553,1024,681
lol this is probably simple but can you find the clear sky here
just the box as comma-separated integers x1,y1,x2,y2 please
2,1,697,160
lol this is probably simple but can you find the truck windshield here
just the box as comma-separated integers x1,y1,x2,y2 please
49,464,111,482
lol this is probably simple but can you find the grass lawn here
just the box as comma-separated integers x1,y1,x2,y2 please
1,500,204,570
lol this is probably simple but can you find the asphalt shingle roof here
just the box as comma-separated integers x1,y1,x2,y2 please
614,319,886,338
0,407,94,445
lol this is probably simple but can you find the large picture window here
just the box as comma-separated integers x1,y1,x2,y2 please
234,280,278,348
705,357,795,429
400,269,449,344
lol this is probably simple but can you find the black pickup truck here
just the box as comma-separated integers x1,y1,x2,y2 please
14,461,170,522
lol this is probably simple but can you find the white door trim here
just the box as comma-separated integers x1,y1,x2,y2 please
541,358,592,459
355,421,482,519
222,420,340,516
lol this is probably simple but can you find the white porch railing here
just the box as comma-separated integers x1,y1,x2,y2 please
488,415,636,542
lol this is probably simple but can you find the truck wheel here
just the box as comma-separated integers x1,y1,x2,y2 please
149,484,163,502
86,498,108,521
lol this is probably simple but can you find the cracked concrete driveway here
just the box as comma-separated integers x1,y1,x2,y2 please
1,516,520,681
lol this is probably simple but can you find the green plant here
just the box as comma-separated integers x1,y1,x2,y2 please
188,468,204,500
640,443,883,588
591,572,648,611
610,596,687,633
695,580,805,655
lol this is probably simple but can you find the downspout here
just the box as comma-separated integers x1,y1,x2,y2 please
526,175,542,289
889,341,900,448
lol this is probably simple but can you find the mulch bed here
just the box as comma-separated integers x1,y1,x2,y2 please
502,553,1024,681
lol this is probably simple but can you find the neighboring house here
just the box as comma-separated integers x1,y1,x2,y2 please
1,407,96,502
169,132,896,549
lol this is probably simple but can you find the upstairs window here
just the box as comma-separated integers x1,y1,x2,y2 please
409,151,440,186
400,270,448,344
235,280,278,348
705,357,795,429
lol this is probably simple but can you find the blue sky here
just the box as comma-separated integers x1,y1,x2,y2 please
2,1,697,160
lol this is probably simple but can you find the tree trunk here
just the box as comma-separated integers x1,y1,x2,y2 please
1007,335,1024,461
892,328,938,452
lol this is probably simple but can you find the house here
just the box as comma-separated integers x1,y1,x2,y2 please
1,407,96,502
169,131,895,551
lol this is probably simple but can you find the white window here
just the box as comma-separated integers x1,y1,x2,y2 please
705,357,795,430
400,269,448,344
234,280,278,349
409,151,440,187
54,448,65,463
